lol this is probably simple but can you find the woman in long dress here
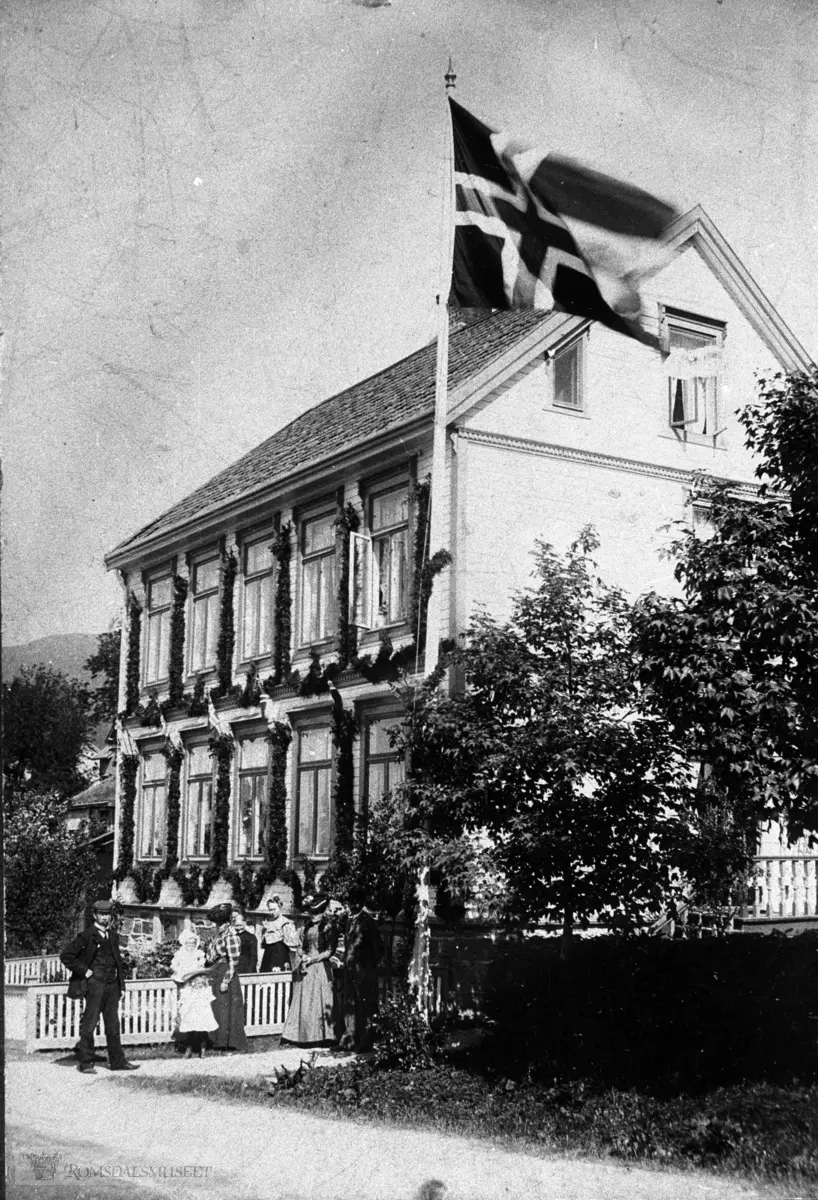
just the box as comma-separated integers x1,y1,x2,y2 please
204,904,249,1052
281,895,338,1046
170,925,218,1058
259,894,301,973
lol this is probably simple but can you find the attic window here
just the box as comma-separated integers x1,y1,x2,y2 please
549,337,584,412
662,309,725,442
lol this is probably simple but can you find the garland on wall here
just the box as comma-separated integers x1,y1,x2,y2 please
271,522,293,684
161,741,184,870
207,729,234,872
115,754,139,880
167,575,189,708
323,691,358,889
266,720,292,878
216,549,238,695
124,594,142,717
335,501,360,668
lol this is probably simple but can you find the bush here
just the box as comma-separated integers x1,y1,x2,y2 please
479,932,818,1091
122,941,177,979
370,988,444,1072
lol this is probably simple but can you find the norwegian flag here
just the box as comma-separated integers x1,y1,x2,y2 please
449,98,679,348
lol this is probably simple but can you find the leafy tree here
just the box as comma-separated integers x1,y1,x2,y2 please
4,790,99,954
2,663,92,801
634,369,818,886
395,530,692,955
84,626,121,725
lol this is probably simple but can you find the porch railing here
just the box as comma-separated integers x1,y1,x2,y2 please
5,955,69,985
750,855,818,919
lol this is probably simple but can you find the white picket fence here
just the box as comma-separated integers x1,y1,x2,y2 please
751,855,818,919
6,972,294,1053
5,955,69,985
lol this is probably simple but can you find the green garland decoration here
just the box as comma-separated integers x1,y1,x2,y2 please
140,692,162,728
172,864,206,907
161,742,184,870
207,729,234,872
115,754,139,880
330,690,358,870
271,522,293,684
266,720,292,878
334,502,360,668
216,549,238,695
187,675,208,717
237,661,262,708
124,594,142,717
408,476,452,657
168,575,189,708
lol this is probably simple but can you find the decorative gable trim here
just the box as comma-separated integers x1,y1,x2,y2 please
662,206,813,374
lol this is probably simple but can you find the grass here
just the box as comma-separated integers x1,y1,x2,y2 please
121,1051,818,1187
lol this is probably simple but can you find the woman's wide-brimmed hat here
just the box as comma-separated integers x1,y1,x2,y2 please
208,903,233,926
307,894,329,916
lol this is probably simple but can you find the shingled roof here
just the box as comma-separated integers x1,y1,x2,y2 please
108,309,551,563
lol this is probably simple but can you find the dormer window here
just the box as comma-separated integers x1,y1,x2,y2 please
662,309,725,441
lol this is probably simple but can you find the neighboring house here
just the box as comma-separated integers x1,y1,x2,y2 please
105,208,817,935
65,744,116,834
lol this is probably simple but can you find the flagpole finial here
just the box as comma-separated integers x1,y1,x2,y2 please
445,55,456,93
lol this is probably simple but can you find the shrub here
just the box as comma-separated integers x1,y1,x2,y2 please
122,941,177,979
370,988,444,1072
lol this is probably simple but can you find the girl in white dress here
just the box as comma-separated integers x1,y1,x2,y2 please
171,926,218,1058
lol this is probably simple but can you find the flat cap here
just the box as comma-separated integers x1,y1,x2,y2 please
92,899,114,913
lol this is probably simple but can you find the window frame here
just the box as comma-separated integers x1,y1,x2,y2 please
187,548,221,677
233,728,270,862
293,718,334,861
548,334,586,414
661,306,726,446
182,739,215,862
359,708,406,821
137,744,168,862
354,481,411,633
238,529,275,666
297,504,338,649
143,566,174,687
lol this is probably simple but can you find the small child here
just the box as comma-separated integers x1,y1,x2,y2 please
170,925,217,1058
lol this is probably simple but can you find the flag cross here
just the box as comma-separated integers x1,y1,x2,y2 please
494,190,583,307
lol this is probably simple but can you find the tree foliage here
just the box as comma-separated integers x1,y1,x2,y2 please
3,663,93,801
395,531,691,951
634,368,818,853
84,627,121,725
4,789,99,954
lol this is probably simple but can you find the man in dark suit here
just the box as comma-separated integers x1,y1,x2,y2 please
60,899,139,1075
231,907,259,975
341,888,384,1052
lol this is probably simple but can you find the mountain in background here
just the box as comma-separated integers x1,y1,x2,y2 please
2,632,102,686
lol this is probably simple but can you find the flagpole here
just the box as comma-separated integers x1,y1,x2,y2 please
423,57,457,680
411,59,457,1019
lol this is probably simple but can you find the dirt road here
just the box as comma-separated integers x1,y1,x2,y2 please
6,1050,775,1200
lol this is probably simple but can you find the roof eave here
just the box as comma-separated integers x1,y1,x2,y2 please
105,409,435,571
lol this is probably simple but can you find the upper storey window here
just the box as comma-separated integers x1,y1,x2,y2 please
144,570,172,685
189,553,220,673
300,510,336,646
369,486,409,627
551,338,584,411
663,309,725,441
241,536,274,661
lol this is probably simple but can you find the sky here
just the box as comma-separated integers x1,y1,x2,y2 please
2,0,816,645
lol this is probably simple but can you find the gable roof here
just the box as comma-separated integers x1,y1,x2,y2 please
106,309,550,565
106,209,813,568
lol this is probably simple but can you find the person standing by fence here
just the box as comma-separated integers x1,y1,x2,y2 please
204,904,248,1052
60,899,140,1075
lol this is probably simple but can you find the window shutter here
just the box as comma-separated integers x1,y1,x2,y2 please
349,531,372,629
